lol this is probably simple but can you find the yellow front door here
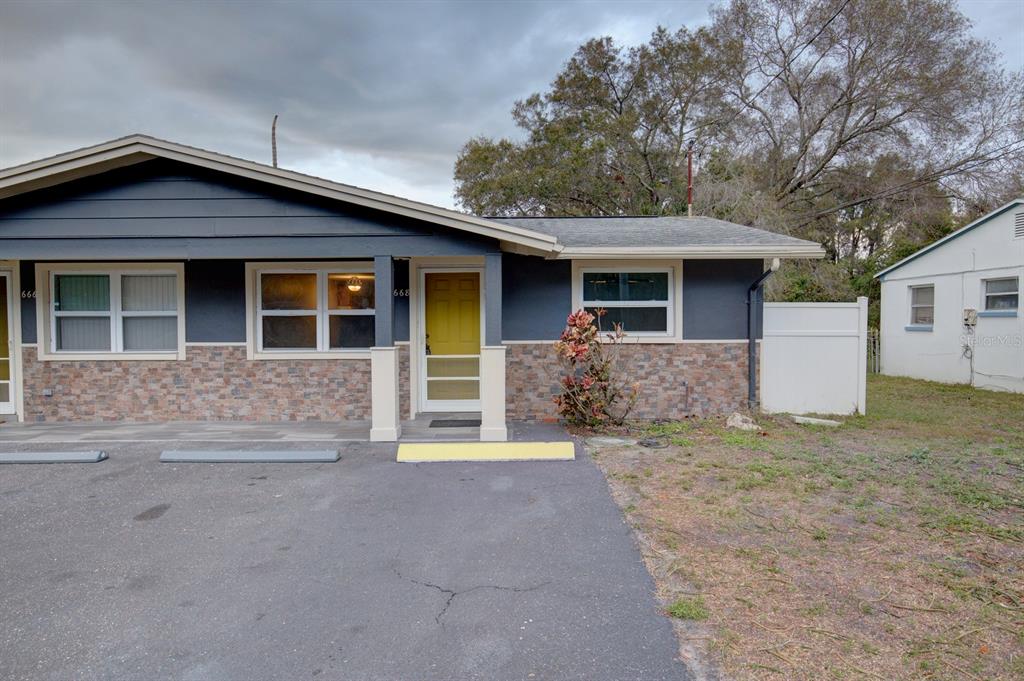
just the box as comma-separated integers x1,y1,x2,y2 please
424,272,480,406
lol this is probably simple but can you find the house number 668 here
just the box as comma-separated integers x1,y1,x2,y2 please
393,288,410,297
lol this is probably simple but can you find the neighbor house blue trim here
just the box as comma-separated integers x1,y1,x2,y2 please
905,325,933,332
978,310,1017,318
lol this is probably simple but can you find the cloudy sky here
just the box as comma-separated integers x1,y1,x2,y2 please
1,0,1021,208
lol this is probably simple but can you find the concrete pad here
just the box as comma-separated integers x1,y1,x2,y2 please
791,415,843,427
160,450,339,463
397,441,575,462
0,450,107,464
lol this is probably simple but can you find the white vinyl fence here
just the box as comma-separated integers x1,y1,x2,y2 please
760,297,868,415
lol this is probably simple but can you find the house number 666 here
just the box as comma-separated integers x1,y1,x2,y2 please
21,290,36,298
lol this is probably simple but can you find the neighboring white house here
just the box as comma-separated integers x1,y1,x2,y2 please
876,200,1024,393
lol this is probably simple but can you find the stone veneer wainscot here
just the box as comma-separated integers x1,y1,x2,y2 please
504,342,755,420
22,346,371,422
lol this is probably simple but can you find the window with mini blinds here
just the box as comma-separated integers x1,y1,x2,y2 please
50,271,179,353
256,268,375,351
909,285,934,326
984,277,1019,311
580,269,673,335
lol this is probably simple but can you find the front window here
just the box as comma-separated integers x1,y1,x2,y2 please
909,285,934,326
257,268,375,352
581,269,672,335
984,277,1018,311
51,270,180,353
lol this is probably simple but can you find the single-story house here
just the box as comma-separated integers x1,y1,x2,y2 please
0,135,824,440
876,200,1023,393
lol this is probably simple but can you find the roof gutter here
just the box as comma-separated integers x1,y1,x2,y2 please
555,244,825,260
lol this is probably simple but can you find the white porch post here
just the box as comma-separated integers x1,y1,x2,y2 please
480,253,507,441
370,346,401,441
370,255,401,442
479,345,507,441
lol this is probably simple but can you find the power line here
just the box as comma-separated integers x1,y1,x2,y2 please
684,0,854,142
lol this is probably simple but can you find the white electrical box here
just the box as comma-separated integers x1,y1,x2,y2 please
963,308,977,326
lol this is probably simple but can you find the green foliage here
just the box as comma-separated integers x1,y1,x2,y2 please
454,0,1024,303
667,596,710,620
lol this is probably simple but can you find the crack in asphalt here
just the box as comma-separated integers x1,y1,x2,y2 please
392,568,550,625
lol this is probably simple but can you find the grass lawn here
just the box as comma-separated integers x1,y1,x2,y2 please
589,375,1023,680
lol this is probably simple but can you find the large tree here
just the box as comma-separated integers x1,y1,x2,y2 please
455,25,728,216
454,0,1024,302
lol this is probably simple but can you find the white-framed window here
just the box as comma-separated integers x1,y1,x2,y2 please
983,277,1019,311
579,267,674,336
909,284,934,326
253,264,375,354
37,263,186,360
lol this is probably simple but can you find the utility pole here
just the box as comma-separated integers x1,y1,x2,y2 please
271,114,279,168
686,139,694,218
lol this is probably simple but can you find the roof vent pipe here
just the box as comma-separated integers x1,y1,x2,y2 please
747,258,780,409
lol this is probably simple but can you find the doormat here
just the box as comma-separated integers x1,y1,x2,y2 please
429,419,482,428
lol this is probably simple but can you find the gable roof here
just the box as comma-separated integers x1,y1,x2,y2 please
875,199,1024,280
0,134,560,255
0,134,825,260
494,216,824,259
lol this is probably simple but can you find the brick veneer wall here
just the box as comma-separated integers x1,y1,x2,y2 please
505,342,755,420
22,345,371,422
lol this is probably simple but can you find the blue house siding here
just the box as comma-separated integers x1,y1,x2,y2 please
21,256,765,345
20,260,36,343
682,259,764,340
0,160,499,260
502,254,572,340
184,260,247,343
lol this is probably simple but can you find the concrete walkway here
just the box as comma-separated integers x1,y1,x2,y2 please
0,418,566,444
0,439,688,681
0,420,372,443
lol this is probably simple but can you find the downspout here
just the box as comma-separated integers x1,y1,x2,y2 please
747,258,781,410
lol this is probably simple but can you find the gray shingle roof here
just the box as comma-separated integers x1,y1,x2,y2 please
490,215,818,250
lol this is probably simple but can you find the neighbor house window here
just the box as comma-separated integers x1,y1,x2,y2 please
50,269,181,354
909,285,934,326
983,277,1019,311
256,267,374,352
580,268,673,335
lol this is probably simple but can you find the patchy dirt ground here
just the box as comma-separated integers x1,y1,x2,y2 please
588,375,1023,680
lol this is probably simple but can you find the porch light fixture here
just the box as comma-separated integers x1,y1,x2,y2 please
346,276,362,292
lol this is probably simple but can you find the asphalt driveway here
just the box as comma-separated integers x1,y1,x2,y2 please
0,440,687,681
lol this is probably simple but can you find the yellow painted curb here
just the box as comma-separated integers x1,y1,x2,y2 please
397,441,575,463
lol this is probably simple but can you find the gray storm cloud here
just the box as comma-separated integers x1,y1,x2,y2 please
1,0,1019,207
